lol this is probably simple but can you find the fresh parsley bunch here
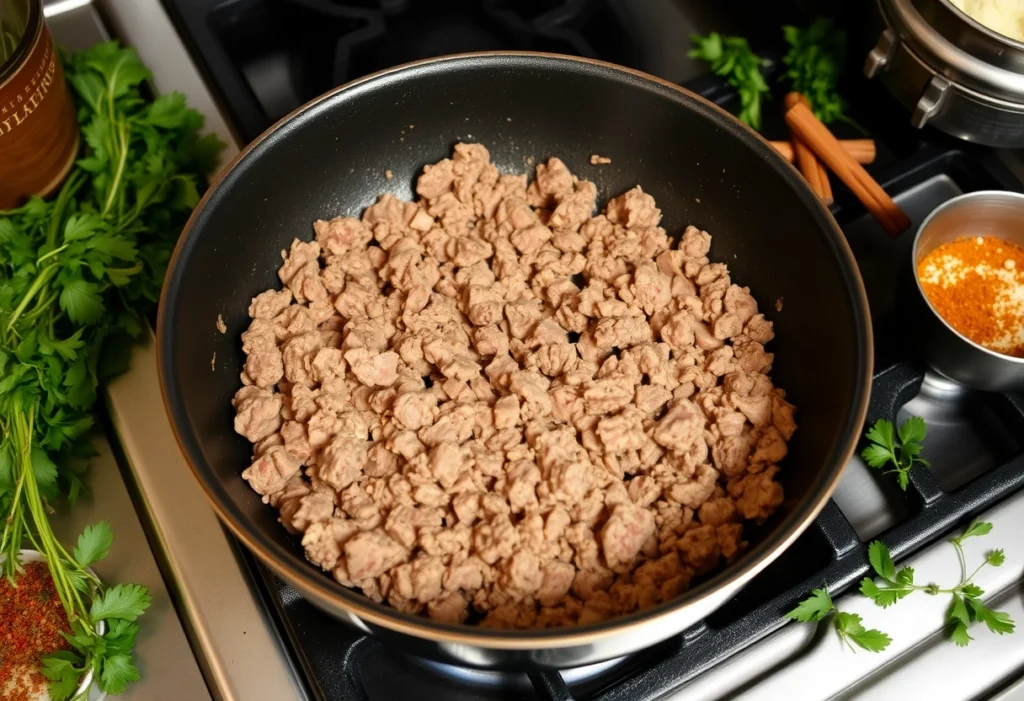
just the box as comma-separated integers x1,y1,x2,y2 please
780,18,850,125
689,32,770,130
0,41,223,699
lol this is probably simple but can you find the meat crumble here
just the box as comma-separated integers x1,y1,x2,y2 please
233,143,795,628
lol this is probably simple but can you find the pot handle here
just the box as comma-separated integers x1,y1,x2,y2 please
911,76,951,128
864,29,899,78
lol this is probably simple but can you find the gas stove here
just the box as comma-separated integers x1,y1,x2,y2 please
54,0,1024,698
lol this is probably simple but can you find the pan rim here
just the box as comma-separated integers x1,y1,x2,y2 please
156,50,873,651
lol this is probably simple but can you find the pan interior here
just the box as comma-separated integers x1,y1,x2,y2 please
160,54,869,641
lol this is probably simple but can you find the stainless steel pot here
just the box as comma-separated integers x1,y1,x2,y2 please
865,0,1024,147
904,191,1024,392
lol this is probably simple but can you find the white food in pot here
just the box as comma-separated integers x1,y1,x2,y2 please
949,0,1024,42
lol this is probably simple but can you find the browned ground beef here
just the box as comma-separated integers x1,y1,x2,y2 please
233,143,795,628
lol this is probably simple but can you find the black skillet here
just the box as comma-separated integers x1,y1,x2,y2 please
157,53,872,669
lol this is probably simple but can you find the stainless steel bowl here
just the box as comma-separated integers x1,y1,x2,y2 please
866,0,1024,147
908,191,1024,391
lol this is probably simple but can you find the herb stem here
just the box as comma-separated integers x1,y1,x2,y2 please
102,118,129,218
38,244,70,264
46,170,86,249
964,560,987,585
6,264,58,331
952,541,968,583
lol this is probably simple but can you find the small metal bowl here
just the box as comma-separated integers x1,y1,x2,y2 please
906,190,1024,392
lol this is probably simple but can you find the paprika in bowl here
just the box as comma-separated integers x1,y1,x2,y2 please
906,190,1024,392
0,550,103,701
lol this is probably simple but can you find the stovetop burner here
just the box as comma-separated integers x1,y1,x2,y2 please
241,143,1024,701
159,0,1024,698
414,654,625,689
178,0,635,136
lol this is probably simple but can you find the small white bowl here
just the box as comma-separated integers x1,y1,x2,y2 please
1,550,106,701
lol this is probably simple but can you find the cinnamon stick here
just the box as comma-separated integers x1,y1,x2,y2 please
769,139,876,164
786,101,911,236
817,160,833,206
784,93,826,202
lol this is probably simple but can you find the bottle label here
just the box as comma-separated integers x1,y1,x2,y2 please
0,19,80,208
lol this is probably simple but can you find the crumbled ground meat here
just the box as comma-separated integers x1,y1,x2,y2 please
234,144,794,629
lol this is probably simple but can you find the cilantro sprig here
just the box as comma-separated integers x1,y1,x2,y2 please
788,519,1015,652
860,520,1015,647
861,416,930,490
689,32,770,130
1,41,222,699
785,586,891,652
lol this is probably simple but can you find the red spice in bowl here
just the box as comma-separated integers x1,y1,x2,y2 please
917,235,1024,358
0,561,71,700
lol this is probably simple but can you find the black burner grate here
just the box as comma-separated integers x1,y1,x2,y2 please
165,0,633,140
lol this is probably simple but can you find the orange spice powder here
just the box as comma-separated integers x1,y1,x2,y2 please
917,235,1024,358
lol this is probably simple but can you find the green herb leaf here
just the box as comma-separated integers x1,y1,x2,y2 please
868,541,897,582
144,92,190,128
104,618,141,655
90,582,152,622
99,653,141,695
835,611,891,652
895,470,910,490
786,587,834,622
690,32,769,129
895,567,915,586
779,18,853,125
82,41,151,100
59,278,105,324
860,444,893,468
864,419,895,454
898,416,927,446
986,549,1006,567
63,214,102,242
862,416,929,490
949,619,973,647
961,583,984,598
74,520,114,567
948,593,970,627
967,598,1016,636
859,577,910,608
30,447,59,501
957,520,993,542
40,650,83,701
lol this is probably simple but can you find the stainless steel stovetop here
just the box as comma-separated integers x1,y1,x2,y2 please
45,1,1024,699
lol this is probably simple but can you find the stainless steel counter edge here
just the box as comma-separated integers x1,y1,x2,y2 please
105,330,303,701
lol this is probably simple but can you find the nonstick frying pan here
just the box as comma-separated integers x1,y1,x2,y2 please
157,53,872,670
